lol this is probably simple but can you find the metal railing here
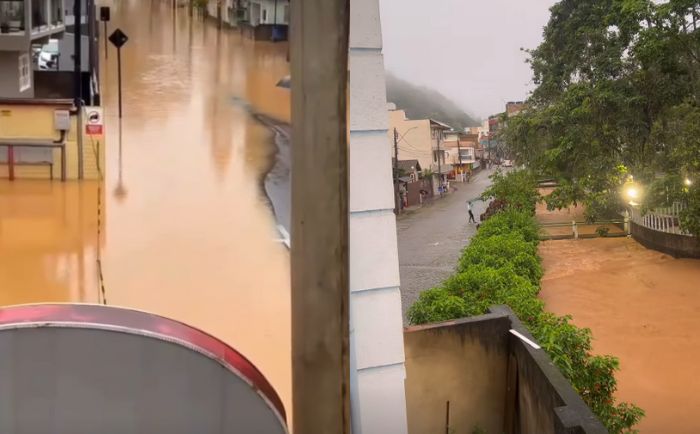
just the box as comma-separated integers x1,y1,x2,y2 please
539,219,628,240
629,203,692,236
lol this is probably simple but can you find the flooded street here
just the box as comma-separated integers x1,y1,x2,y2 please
0,0,291,416
535,192,700,432
539,239,700,433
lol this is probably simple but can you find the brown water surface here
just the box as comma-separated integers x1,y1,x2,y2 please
0,0,291,415
540,238,700,433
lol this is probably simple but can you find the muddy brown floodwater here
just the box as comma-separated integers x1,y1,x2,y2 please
540,238,700,433
0,0,292,419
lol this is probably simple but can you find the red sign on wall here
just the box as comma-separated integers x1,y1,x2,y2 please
85,108,104,136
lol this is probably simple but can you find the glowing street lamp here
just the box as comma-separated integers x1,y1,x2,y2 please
623,179,641,206
684,178,692,187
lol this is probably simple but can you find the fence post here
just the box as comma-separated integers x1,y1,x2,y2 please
624,210,630,235
572,220,578,239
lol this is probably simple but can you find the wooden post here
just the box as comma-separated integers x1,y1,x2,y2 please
7,145,14,181
290,0,350,432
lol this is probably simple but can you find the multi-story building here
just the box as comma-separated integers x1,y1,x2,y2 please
486,101,527,161
0,0,66,98
441,131,481,177
0,0,98,102
506,100,526,116
387,107,451,176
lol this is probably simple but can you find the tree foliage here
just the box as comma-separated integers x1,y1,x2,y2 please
504,0,700,232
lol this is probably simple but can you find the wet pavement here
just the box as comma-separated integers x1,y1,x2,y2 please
397,168,495,323
0,0,292,416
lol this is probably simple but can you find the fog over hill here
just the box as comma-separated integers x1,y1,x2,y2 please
385,73,481,130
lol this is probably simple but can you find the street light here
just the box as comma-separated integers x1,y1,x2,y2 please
623,180,641,206
684,178,692,187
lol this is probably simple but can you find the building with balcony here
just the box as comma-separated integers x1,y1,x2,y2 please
0,0,66,98
0,0,103,182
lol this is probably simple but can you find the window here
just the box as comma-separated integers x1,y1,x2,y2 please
18,53,31,92
262,9,267,22
50,0,63,25
283,5,289,24
0,0,25,34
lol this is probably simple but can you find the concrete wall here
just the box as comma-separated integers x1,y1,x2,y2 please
404,307,607,434
387,109,432,172
0,100,104,180
349,0,408,431
631,222,700,258
0,51,33,98
404,314,509,434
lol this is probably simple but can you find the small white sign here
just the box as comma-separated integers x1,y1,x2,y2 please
85,107,104,135
18,54,30,93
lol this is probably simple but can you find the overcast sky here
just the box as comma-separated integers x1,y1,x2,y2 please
380,0,558,119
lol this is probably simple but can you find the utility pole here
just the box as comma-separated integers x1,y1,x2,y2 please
394,128,400,213
437,130,442,195
291,0,351,432
457,133,462,181
74,0,84,179
394,128,399,168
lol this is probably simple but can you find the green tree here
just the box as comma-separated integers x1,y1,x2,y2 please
504,0,700,231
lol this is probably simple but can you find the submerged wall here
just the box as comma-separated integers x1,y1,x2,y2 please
631,222,700,259
0,99,104,180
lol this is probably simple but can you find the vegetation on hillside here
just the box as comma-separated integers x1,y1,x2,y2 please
408,170,644,433
385,73,480,130
501,0,700,235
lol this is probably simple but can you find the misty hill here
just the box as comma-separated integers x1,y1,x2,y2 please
385,73,480,130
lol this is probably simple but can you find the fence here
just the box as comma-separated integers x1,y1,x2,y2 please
539,219,628,240
629,203,691,236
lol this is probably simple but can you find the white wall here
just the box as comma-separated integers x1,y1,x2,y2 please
349,0,408,432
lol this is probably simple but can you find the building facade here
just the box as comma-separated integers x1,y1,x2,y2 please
0,0,66,98
387,108,451,176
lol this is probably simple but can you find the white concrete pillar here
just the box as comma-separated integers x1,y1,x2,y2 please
349,0,408,432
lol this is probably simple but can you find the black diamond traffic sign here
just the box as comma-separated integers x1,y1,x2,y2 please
109,28,128,49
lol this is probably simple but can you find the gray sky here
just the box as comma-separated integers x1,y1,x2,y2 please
380,0,557,119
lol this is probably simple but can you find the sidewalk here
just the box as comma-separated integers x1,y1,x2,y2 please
396,168,496,323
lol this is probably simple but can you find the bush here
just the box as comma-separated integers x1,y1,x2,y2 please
408,170,644,433
407,288,472,324
476,208,541,244
459,233,542,285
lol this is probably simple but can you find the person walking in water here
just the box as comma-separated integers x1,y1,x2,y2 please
467,201,476,223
